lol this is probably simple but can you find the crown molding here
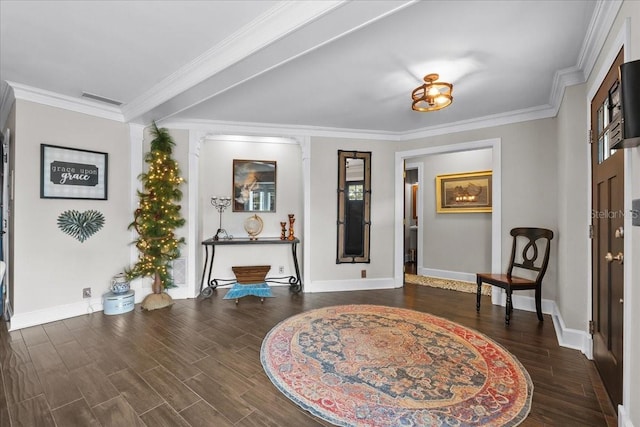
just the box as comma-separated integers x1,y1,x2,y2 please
548,65,585,114
121,1,345,122
162,103,558,142
544,0,623,121
399,105,557,141
577,0,623,82
203,134,299,145
6,82,125,122
4,81,559,143
160,118,401,141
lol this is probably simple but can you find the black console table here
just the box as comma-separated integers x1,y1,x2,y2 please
199,237,301,297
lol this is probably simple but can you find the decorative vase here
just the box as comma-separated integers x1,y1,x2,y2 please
110,273,130,294
287,214,295,240
280,222,287,240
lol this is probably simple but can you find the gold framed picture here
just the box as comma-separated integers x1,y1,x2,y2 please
435,170,492,213
232,159,276,212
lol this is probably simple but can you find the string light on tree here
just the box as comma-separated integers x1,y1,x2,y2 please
126,122,186,310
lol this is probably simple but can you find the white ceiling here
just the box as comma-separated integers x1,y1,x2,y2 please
1,1,611,136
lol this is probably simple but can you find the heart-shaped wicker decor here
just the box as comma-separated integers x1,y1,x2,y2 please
57,210,105,242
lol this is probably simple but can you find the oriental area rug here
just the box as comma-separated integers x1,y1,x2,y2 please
405,274,492,296
261,305,532,427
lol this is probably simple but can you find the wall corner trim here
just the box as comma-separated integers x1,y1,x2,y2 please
549,300,592,356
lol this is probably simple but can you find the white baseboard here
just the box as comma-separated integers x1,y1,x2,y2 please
304,277,399,293
7,279,592,359
8,281,305,329
618,404,634,427
549,301,591,356
494,292,590,355
308,270,591,355
504,293,555,316
165,286,190,300
8,285,192,331
9,297,106,331
418,267,476,283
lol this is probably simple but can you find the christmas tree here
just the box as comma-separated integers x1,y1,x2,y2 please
127,122,185,309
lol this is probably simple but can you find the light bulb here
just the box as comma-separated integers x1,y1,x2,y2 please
427,86,440,97
436,95,450,105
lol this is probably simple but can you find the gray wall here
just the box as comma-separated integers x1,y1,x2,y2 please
416,149,492,274
309,137,395,283
555,83,589,332
10,100,132,325
397,118,559,302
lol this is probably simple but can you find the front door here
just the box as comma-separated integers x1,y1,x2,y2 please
591,48,625,407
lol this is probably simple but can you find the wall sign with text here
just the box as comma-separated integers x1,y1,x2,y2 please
40,144,108,200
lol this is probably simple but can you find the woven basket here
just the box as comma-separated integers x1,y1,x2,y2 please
232,265,271,284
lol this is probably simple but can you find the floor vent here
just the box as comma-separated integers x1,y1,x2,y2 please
172,258,186,286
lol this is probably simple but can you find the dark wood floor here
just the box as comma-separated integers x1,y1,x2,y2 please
0,283,616,426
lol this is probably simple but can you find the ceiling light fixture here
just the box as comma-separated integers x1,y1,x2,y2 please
411,73,453,112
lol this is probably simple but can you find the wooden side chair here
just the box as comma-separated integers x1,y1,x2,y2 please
476,227,554,325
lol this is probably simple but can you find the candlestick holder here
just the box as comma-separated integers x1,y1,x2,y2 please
287,214,295,241
280,222,287,240
211,196,232,240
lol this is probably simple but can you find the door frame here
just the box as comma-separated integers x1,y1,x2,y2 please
585,18,632,410
1,128,11,320
405,161,423,273
394,138,502,304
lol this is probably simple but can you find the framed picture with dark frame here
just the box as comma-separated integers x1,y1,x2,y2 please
232,159,276,212
435,170,492,213
40,144,108,200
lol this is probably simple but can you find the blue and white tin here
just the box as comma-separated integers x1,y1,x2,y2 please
103,290,135,315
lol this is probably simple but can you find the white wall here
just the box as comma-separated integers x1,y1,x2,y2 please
197,138,303,281
10,100,132,329
307,137,395,289
415,149,492,274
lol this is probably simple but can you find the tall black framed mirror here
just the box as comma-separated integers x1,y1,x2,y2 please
337,150,371,263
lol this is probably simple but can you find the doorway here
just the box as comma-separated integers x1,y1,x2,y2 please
590,48,625,407
394,138,501,306
404,166,419,275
